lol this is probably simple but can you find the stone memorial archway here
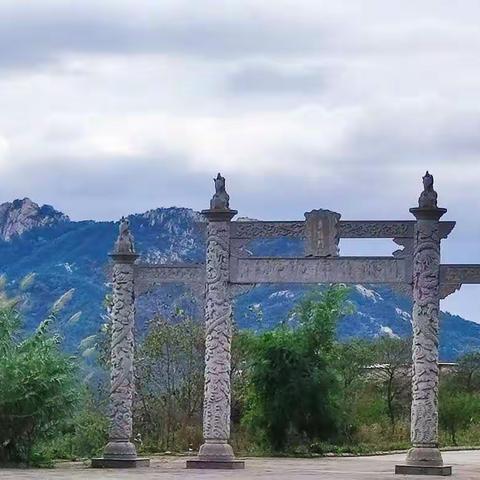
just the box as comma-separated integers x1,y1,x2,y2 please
94,172,480,476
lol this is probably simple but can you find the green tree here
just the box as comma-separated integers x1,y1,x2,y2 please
336,339,376,440
0,283,79,464
439,379,480,445
243,286,348,451
135,310,205,451
369,336,412,433
455,352,480,393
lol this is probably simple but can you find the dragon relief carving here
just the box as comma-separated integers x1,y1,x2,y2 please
230,221,305,239
339,221,412,238
410,219,441,446
203,221,232,442
109,263,136,443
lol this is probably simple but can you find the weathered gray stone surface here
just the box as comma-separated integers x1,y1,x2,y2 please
199,216,235,462
115,217,135,254
210,173,231,210
134,264,205,299
2,451,480,479
230,221,305,239
100,255,139,461
94,221,143,467
440,264,480,284
304,209,340,257
230,257,408,284
229,219,455,240
405,174,446,468
439,265,480,298
418,171,438,208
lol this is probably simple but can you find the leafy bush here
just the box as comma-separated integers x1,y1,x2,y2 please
0,287,79,464
439,380,480,445
134,312,205,452
243,286,348,451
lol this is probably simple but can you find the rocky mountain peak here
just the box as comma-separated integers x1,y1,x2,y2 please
0,198,69,241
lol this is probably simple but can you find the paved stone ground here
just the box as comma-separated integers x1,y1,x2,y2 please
0,451,478,479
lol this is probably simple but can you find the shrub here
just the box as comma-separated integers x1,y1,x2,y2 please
243,286,348,451
439,382,480,445
0,289,79,464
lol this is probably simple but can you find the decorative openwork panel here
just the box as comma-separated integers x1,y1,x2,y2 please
229,219,455,240
230,221,305,239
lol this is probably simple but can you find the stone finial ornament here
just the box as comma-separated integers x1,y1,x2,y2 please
418,171,438,208
210,173,230,210
115,217,135,254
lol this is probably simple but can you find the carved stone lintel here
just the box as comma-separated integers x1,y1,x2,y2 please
231,257,408,284
439,263,480,297
304,209,341,257
229,220,455,241
339,221,412,239
440,265,480,285
230,221,304,239
134,264,205,296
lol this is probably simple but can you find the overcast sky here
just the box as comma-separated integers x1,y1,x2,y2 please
0,1,479,321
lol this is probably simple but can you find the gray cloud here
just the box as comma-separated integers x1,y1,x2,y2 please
1,1,479,71
1,0,480,322
0,2,335,70
227,62,328,95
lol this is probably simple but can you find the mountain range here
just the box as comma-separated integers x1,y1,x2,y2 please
0,198,479,361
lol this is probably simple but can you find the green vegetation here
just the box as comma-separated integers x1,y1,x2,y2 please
241,287,347,451
1,282,479,466
0,278,80,465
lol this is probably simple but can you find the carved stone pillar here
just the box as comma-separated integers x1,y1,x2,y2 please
396,173,451,476
92,219,149,468
187,174,244,469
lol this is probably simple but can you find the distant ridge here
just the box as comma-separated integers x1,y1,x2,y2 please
0,198,69,241
0,200,478,361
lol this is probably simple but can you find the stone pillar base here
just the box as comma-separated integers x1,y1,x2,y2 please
102,440,138,458
186,441,245,469
395,446,452,476
92,441,150,468
186,459,245,469
395,465,452,476
198,440,234,461
91,457,150,468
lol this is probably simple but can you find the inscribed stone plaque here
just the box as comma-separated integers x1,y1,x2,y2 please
304,209,340,257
